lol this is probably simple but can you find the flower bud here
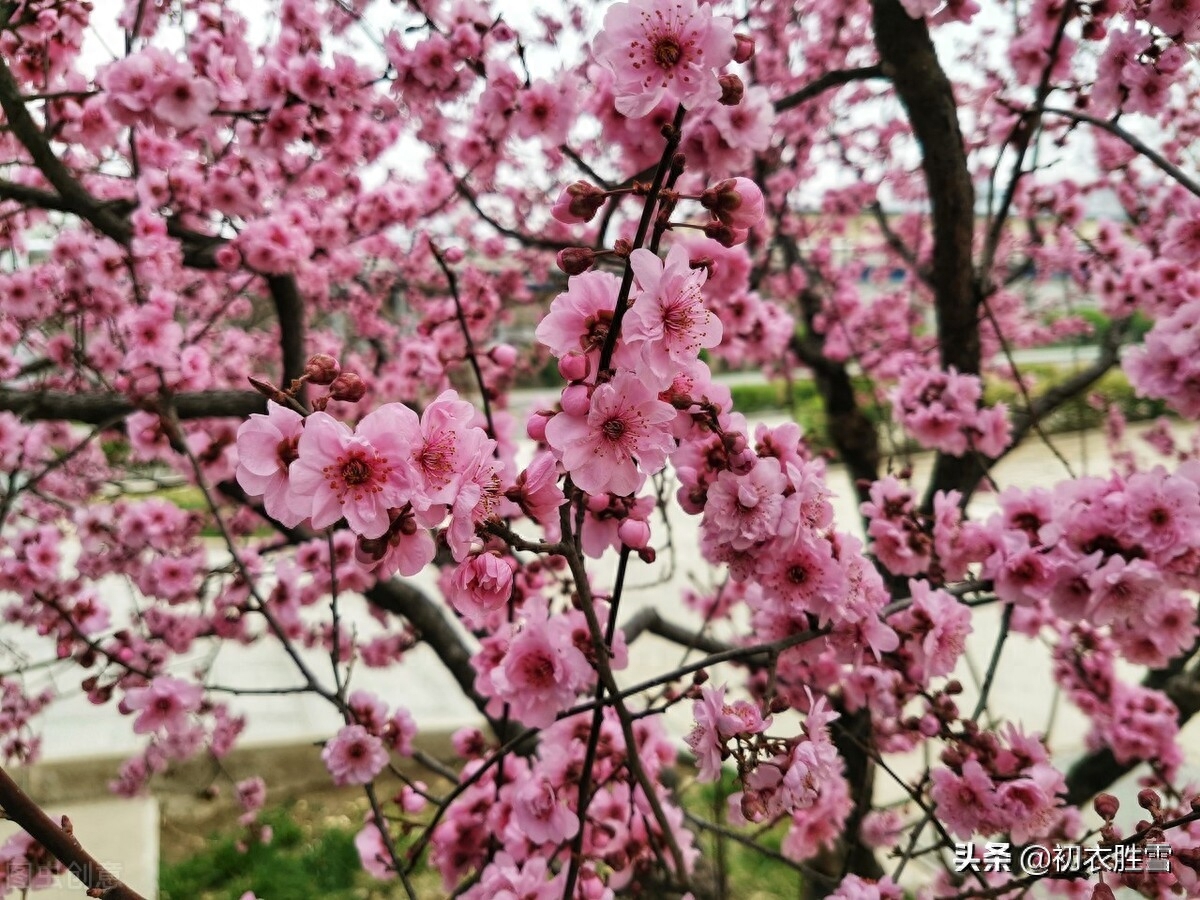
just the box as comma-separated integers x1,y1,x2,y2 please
1137,788,1161,812
701,177,766,231
443,246,464,263
702,220,748,248
489,343,518,367
718,73,744,106
561,382,591,417
617,519,650,550
557,351,590,383
327,372,367,402
304,353,340,385
733,33,756,64
556,246,596,275
526,410,551,442
552,181,606,225
1093,793,1120,821
637,546,656,564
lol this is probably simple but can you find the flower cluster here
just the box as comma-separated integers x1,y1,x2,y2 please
891,367,1011,458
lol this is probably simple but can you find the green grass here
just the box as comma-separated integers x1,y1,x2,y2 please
160,801,424,900
160,778,807,900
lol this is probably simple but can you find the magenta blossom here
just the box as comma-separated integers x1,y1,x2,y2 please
626,244,722,382
594,0,734,118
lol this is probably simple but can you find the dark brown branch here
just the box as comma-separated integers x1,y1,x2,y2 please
1040,105,1200,199
0,766,148,900
0,388,266,423
620,607,732,656
266,274,307,386
774,64,885,112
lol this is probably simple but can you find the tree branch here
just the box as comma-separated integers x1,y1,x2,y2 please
774,65,886,112
0,766,148,900
0,387,266,423
1040,105,1200,199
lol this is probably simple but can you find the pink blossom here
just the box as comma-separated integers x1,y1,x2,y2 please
288,407,416,539
448,552,516,625
701,178,765,231
626,244,722,381
153,74,219,131
594,0,734,117
534,270,620,366
122,676,204,735
322,724,389,786
355,821,396,880
544,372,676,496
235,400,305,527
701,456,787,551
512,775,579,845
490,618,589,728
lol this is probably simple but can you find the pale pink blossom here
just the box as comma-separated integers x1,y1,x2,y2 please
594,0,734,118
512,775,579,845
626,244,722,381
235,400,305,527
122,677,204,735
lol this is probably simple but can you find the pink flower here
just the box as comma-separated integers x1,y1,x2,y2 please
355,821,396,880
594,0,734,117
544,372,676,496
551,182,607,225
448,552,515,625
701,456,787,551
153,74,218,131
700,178,765,231
491,620,589,728
289,407,417,539
512,775,579,845
626,244,722,381
122,676,204,735
534,270,622,367
236,401,305,527
322,724,389,786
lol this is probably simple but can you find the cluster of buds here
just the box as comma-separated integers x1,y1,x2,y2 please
250,354,367,413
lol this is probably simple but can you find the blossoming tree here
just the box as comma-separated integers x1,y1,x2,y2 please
1,0,1199,898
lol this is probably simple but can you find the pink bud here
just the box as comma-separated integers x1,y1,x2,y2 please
489,343,518,367
561,383,591,417
586,493,610,513
526,410,551,442
733,34,756,63
443,246,464,263
556,246,597,275
557,351,590,382
552,182,607,225
215,244,241,270
1093,793,1119,821
617,519,650,550
304,353,340,385
700,177,765,231
328,372,367,402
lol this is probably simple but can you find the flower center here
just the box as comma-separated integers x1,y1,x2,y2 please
276,435,300,468
602,418,626,440
341,456,372,486
653,38,682,68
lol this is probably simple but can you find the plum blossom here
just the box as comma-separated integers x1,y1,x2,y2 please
594,0,734,117
625,244,722,381
288,406,417,538
544,372,676,496
322,724,389,786
122,677,204,735
512,775,579,845
235,401,305,527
